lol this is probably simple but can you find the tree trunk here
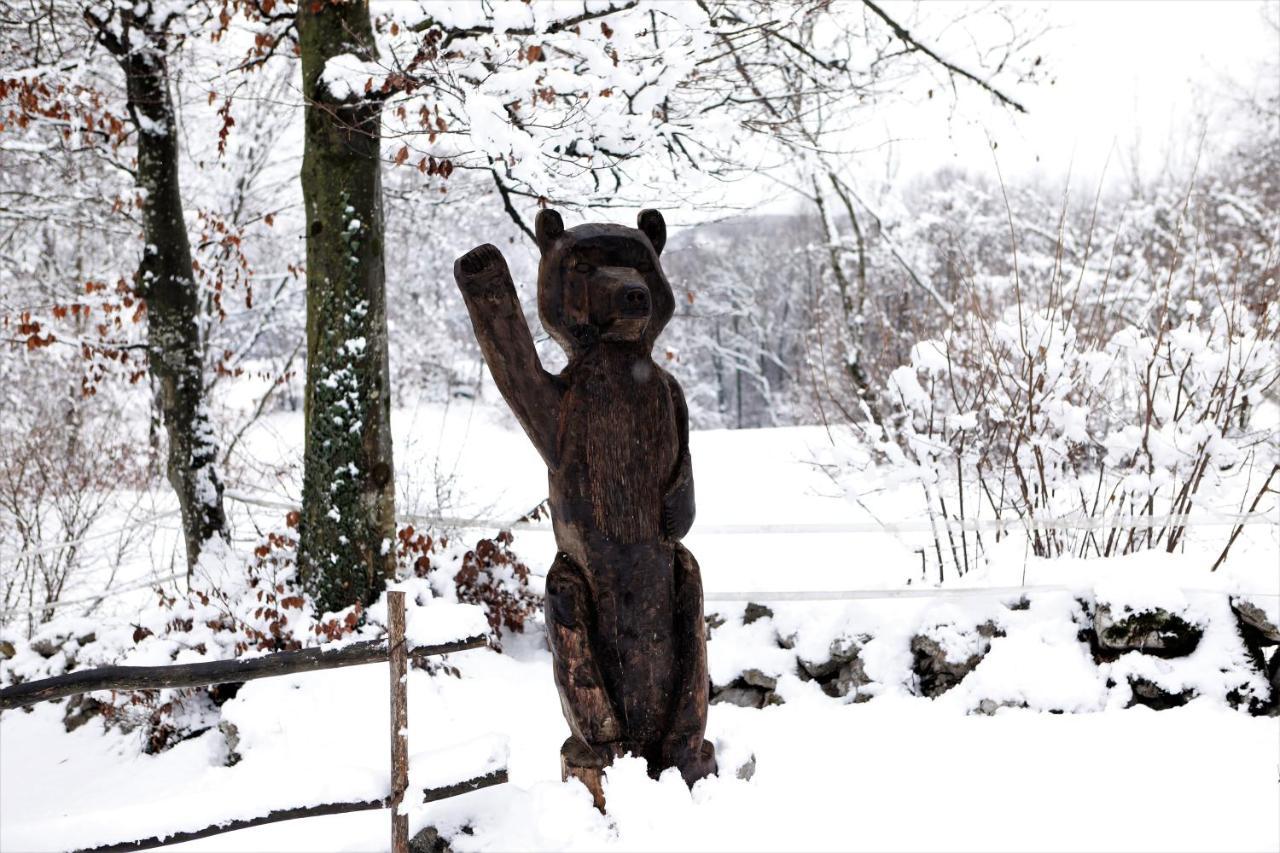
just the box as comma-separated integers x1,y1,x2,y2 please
124,43,228,572
297,0,397,613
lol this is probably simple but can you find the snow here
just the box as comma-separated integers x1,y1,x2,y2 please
378,584,490,648
910,339,949,373
465,92,539,177
489,1,533,35
705,616,794,688
887,365,930,412
135,111,168,137
5,663,1274,852
407,734,508,799
2,402,1277,852
947,594,1106,712
320,54,385,101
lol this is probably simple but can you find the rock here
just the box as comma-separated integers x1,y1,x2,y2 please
1127,677,1194,710
410,826,452,853
797,638,872,700
30,638,60,659
219,721,242,766
741,668,777,691
705,612,726,634
911,632,989,698
831,657,872,701
1268,649,1280,718
735,754,757,781
712,672,786,709
743,603,774,625
711,686,766,709
1232,598,1280,645
62,695,104,732
0,641,14,660
798,636,860,680
1094,605,1202,658
973,698,1028,715
75,632,96,646
1248,648,1280,717
798,657,837,680
1236,613,1275,714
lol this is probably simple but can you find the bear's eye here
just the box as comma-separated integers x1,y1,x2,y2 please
573,261,592,274
636,258,653,273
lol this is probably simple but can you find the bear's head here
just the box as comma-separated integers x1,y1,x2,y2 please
535,208,674,354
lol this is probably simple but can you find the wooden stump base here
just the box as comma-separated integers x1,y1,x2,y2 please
560,737,610,812
560,737,717,812
681,738,718,786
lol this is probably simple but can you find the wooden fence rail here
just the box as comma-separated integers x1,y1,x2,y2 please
72,769,509,853
0,634,488,710
0,593,502,853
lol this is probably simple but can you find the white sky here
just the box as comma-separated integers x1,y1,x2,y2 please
886,0,1280,192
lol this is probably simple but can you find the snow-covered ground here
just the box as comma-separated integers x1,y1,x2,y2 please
2,400,1278,852
4,639,1275,853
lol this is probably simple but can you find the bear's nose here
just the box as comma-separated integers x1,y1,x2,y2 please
619,283,650,317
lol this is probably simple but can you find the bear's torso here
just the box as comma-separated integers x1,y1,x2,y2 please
548,345,679,744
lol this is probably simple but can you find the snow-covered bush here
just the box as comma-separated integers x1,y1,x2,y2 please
0,516,538,753
452,530,540,651
0,362,154,637
880,284,1278,578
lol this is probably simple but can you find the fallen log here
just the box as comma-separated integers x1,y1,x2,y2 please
0,635,488,710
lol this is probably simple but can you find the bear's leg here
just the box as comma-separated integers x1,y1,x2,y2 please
545,553,622,751
660,544,718,785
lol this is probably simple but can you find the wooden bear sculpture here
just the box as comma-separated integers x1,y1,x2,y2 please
454,208,716,806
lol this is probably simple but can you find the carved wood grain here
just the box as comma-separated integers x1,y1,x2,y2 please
455,210,717,800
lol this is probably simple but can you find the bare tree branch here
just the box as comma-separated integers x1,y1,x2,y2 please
861,0,1027,114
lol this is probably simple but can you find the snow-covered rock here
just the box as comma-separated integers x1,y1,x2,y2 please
1094,604,1204,658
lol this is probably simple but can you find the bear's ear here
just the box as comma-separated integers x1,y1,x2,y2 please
637,209,666,256
535,209,564,253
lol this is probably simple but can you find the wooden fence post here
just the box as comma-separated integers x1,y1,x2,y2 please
388,590,409,853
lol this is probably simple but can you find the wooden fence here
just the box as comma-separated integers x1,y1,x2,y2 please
0,592,504,853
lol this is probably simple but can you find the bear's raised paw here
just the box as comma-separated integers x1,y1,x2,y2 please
454,244,513,302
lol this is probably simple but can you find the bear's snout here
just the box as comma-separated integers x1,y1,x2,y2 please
589,267,652,342
618,282,650,318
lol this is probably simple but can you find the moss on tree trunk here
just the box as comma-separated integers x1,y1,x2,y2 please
297,0,397,613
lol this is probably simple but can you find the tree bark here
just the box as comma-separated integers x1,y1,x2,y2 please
98,19,228,573
296,0,397,613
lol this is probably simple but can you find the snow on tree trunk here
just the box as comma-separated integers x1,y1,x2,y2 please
297,0,396,613
123,40,228,572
